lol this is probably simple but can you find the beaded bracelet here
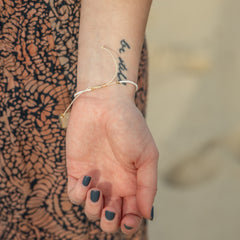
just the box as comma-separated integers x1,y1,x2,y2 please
59,45,138,129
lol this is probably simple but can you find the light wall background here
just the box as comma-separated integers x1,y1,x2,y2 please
146,0,240,239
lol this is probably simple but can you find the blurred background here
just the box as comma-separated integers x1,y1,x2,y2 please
146,0,240,239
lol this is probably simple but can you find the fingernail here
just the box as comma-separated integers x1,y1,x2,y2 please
90,190,100,202
151,206,154,221
82,176,91,186
105,210,115,221
124,224,133,230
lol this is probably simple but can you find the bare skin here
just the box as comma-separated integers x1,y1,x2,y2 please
66,86,158,234
66,0,158,235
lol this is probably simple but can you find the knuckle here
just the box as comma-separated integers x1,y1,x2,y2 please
101,226,118,234
68,190,83,205
138,183,157,193
85,211,100,221
69,198,81,205
143,145,159,165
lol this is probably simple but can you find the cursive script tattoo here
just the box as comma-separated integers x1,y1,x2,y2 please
117,39,131,84
117,57,127,83
119,39,131,54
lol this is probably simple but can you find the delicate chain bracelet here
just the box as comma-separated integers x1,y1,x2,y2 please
59,45,138,129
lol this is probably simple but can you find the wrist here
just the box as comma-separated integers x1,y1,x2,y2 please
75,82,136,103
76,42,139,97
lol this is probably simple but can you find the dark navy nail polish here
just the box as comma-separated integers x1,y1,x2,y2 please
82,176,91,186
124,224,133,230
151,206,154,221
90,190,100,202
105,211,115,221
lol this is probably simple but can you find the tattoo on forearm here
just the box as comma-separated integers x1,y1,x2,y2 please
119,39,131,54
117,39,130,83
118,57,127,71
117,57,127,82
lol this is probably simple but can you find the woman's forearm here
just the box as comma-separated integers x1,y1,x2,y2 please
67,1,158,231
76,0,152,95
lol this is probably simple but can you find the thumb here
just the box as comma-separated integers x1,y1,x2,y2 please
136,151,158,220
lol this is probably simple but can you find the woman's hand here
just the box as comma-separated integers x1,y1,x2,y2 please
66,86,158,234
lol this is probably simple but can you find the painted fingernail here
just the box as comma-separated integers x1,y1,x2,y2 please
82,176,91,186
90,190,100,202
151,206,154,221
124,224,133,230
105,210,115,221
